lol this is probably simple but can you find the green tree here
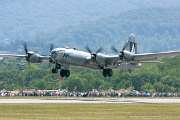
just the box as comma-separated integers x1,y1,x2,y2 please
141,83,154,92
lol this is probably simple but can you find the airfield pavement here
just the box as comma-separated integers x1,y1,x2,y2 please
0,98,180,104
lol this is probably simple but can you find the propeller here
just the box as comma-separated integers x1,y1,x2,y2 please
22,42,45,63
23,42,31,61
111,46,119,54
111,42,128,59
22,42,54,70
49,44,54,67
122,42,128,51
50,44,54,52
22,42,33,68
23,42,28,54
85,46,103,62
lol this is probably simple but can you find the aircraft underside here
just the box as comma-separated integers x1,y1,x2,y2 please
51,62,113,77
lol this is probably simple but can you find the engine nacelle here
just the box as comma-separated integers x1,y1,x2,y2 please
123,50,134,60
27,53,43,63
86,53,106,65
96,53,106,64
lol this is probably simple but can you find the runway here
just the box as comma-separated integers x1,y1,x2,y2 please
0,98,180,104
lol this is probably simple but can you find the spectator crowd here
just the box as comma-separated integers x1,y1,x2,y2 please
1,89,180,97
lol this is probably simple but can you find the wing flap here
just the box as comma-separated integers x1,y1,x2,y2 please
133,51,180,61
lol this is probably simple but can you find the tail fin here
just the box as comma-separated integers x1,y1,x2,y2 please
126,33,137,54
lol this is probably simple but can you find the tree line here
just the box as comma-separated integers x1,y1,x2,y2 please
0,56,180,92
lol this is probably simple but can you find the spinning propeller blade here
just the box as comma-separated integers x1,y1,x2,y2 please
111,42,128,59
23,42,28,54
85,46,92,54
85,46,103,62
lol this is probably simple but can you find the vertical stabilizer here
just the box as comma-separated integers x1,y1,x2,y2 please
126,33,137,54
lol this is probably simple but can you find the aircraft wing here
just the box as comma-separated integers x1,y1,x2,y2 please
132,51,180,61
0,54,26,58
104,55,120,64
39,56,50,61
0,54,50,62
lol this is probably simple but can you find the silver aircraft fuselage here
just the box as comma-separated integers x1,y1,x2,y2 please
51,47,108,70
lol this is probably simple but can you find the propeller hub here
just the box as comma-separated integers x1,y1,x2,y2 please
111,42,128,60
85,46,103,62
91,54,96,61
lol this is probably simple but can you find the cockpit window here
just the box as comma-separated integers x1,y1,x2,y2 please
59,50,65,52
51,51,57,58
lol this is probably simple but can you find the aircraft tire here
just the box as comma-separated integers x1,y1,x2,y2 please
65,70,70,77
52,68,55,73
103,69,108,77
107,69,113,77
52,68,58,74
60,69,65,77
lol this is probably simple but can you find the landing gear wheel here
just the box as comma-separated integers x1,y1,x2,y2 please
103,69,113,77
52,68,58,74
60,69,70,77
103,69,108,77
60,69,65,77
65,70,70,77
107,69,113,77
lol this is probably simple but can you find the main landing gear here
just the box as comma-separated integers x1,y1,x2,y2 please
60,69,70,77
52,68,70,77
103,69,113,77
51,63,70,78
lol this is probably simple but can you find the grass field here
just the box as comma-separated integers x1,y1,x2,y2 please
0,103,179,120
